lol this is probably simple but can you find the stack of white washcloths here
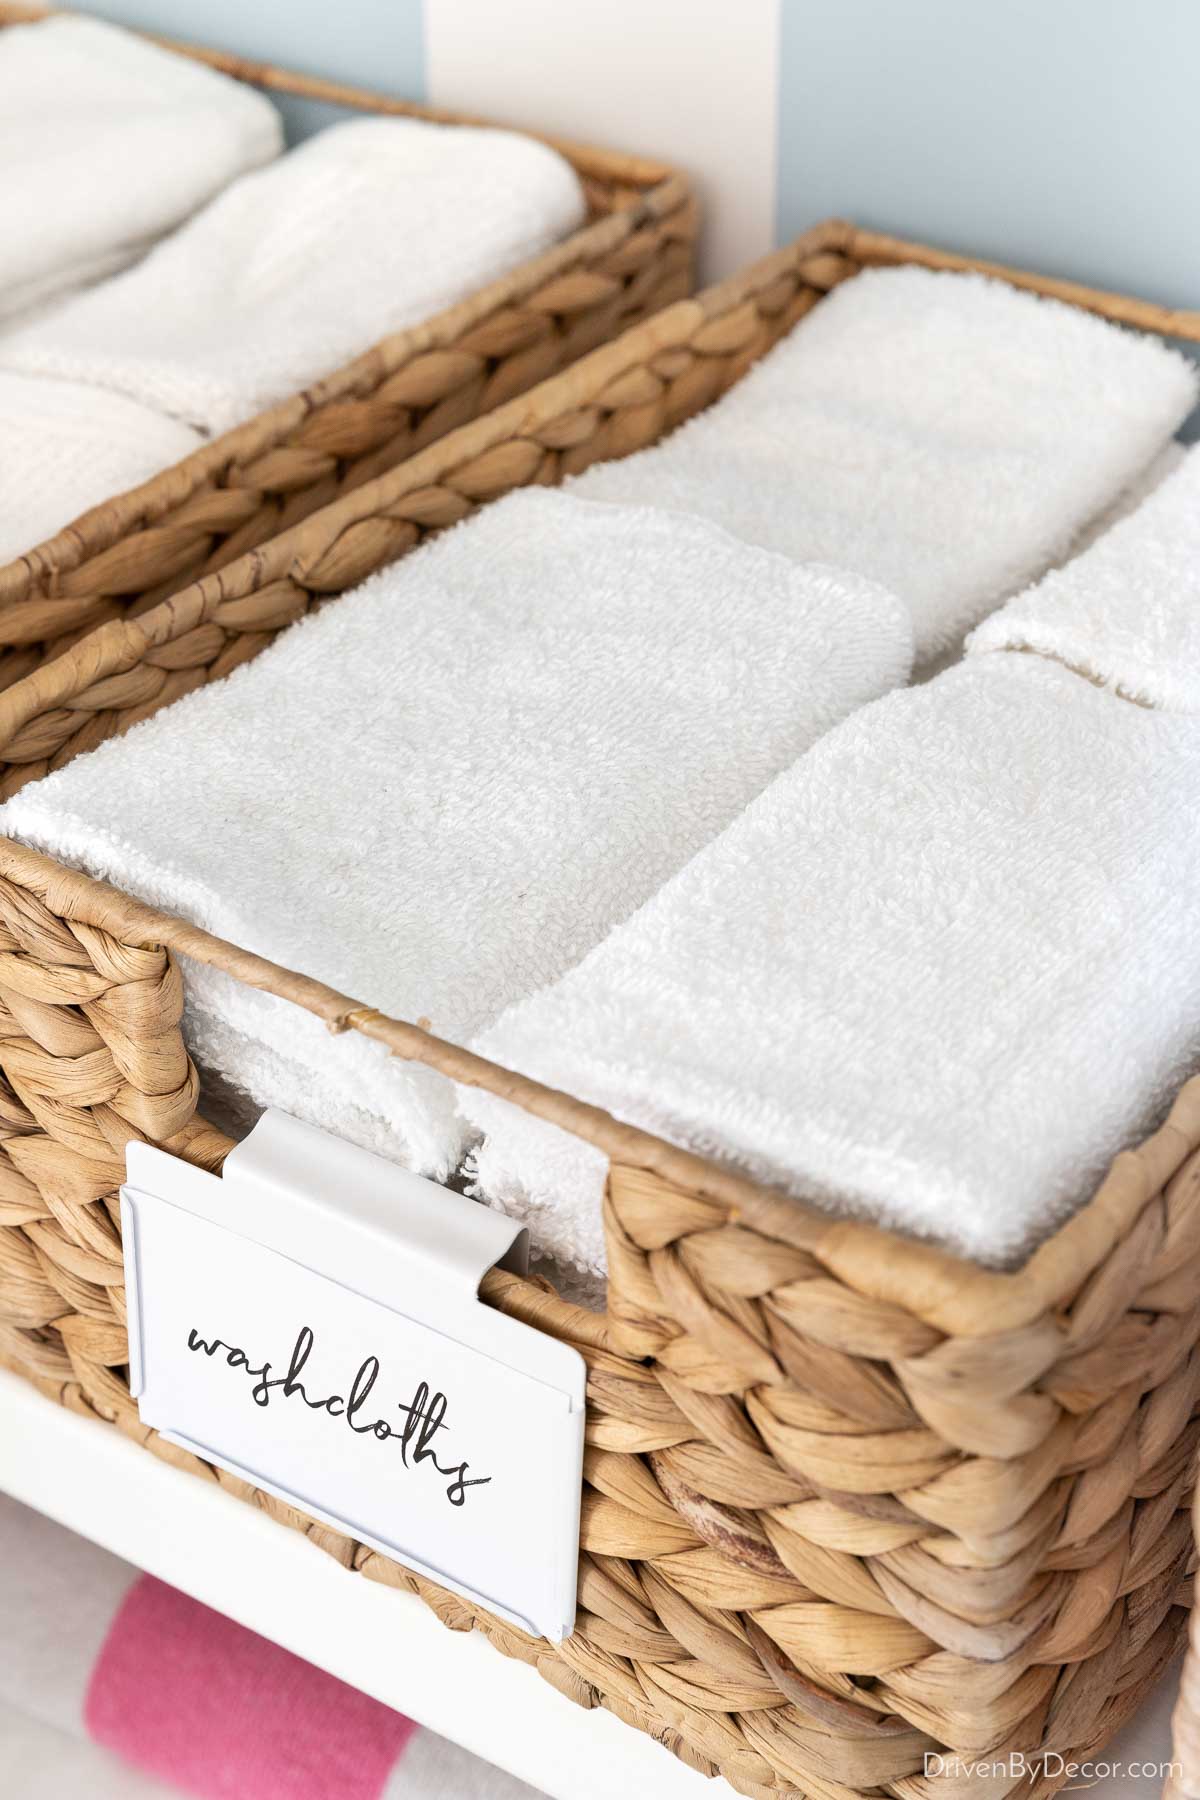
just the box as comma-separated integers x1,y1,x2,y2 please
0,14,585,561
0,13,282,559
0,15,282,328
0,489,911,1180
0,117,586,437
572,265,1198,666
467,447,1200,1277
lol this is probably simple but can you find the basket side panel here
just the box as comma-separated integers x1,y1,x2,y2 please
0,870,201,1416
602,1147,1200,1790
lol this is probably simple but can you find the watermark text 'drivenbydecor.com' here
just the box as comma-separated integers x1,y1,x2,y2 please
924,1750,1181,1786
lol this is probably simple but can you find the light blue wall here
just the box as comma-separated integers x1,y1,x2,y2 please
71,0,425,138
778,0,1199,311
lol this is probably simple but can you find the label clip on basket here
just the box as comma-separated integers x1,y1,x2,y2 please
121,1108,586,1642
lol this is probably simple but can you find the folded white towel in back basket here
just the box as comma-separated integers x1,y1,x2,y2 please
0,489,911,1180
0,117,587,434
467,654,1200,1275
969,442,1200,710
0,15,282,329
0,374,203,566
571,267,1197,665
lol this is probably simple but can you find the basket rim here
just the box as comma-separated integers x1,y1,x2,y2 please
2,216,1199,1339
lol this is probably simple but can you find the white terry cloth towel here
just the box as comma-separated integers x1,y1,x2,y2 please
0,117,588,435
0,489,912,1182
0,15,282,329
467,654,1200,1276
968,442,1200,711
570,267,1197,666
0,374,203,565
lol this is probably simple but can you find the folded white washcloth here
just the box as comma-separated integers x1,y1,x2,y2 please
0,373,203,565
571,267,1197,665
0,489,911,1180
0,15,282,329
968,443,1200,711
0,117,587,435
467,654,1200,1275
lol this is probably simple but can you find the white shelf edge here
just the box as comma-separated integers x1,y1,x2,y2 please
0,1367,727,1800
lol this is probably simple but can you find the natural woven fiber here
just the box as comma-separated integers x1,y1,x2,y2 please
1,222,1199,1797
0,2,696,694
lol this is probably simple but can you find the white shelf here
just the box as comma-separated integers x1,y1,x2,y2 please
0,1368,724,1800
0,1366,1184,1798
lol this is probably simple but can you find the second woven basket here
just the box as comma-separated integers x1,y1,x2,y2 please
0,2,696,696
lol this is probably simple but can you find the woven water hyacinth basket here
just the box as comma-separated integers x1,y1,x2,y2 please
2,220,1200,1798
0,2,696,700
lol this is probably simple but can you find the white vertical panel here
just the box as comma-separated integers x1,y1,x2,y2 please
425,0,780,282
